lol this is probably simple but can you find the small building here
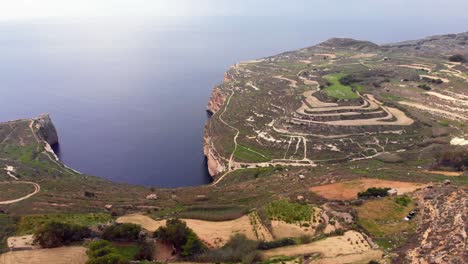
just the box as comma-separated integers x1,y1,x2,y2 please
146,194,158,200
387,188,398,196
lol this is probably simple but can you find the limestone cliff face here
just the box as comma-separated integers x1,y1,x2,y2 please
203,130,226,177
34,114,59,146
206,72,231,114
204,72,231,177
206,86,228,115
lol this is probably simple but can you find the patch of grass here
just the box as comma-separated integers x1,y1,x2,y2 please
323,73,359,99
265,200,312,224
355,197,416,250
0,182,36,200
438,120,450,126
17,213,112,235
113,243,141,260
0,214,17,250
176,205,248,221
234,145,271,162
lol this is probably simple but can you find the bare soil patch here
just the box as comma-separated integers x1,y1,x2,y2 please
262,230,382,263
117,214,272,248
0,246,87,264
424,170,463,177
310,178,426,200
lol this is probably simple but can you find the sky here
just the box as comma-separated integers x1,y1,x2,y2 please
1,0,468,21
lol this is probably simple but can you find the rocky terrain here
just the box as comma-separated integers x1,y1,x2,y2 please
0,32,467,264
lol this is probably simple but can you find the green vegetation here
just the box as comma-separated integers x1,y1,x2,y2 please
257,238,296,250
86,240,143,264
448,54,466,63
323,73,359,99
154,219,206,257
194,234,260,264
265,200,312,223
176,205,248,221
394,196,412,207
355,197,416,250
358,187,391,199
234,145,271,162
418,83,431,90
33,221,90,248
434,147,468,171
0,214,17,250
101,223,141,242
17,213,112,235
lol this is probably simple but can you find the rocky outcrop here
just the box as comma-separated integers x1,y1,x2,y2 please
206,86,228,115
33,114,59,146
203,131,226,177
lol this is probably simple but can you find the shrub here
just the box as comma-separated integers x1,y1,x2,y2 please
101,223,141,242
87,253,128,264
357,188,390,199
448,54,466,63
418,83,431,90
394,196,411,207
33,221,90,248
257,238,296,250
136,240,155,261
298,234,313,244
154,219,205,257
435,148,468,171
87,239,140,264
181,232,205,257
194,234,259,263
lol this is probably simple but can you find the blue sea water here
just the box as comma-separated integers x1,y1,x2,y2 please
0,16,465,187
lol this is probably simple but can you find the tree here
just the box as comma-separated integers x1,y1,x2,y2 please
154,219,205,257
33,222,90,248
448,54,466,63
101,223,141,242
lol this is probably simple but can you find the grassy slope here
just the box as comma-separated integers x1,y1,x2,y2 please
323,73,359,99
355,196,417,250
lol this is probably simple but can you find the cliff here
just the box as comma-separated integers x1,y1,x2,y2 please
206,86,228,115
206,72,231,114
203,131,226,177
33,114,59,146
204,72,232,177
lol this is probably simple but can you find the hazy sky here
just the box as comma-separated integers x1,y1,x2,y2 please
2,0,468,21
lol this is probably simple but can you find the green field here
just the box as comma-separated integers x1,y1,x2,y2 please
355,196,417,250
265,200,313,224
17,213,112,235
323,73,359,99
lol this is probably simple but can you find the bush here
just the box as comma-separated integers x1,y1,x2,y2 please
154,219,205,257
357,188,390,199
86,240,138,264
394,196,412,207
87,253,128,264
101,223,141,242
33,221,91,248
258,238,296,250
136,241,155,261
418,83,431,90
449,54,466,63
435,148,468,171
194,234,259,263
